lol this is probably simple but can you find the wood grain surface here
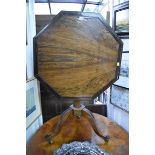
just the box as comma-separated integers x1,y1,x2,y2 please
27,113,128,155
35,15,54,34
35,12,121,98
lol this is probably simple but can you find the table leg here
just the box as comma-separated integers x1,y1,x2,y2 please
83,108,110,143
45,107,72,144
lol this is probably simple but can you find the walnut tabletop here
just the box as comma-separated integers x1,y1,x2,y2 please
27,113,128,155
34,11,123,99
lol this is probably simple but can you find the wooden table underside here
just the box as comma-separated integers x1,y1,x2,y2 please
27,113,128,155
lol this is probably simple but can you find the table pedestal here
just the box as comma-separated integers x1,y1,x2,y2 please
44,100,109,144
27,113,129,155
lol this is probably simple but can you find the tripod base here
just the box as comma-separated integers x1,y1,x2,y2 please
45,101,110,144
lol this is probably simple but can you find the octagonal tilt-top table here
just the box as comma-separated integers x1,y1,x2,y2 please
28,11,127,154
34,11,122,98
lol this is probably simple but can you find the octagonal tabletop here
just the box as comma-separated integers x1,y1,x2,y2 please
34,11,122,98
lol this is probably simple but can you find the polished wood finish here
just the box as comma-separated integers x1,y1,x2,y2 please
27,113,128,155
35,15,54,34
34,11,123,99
39,75,106,123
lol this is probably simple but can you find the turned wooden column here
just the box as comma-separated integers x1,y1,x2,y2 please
73,100,81,108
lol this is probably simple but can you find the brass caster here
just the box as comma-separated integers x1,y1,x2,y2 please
103,135,110,143
44,134,53,144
